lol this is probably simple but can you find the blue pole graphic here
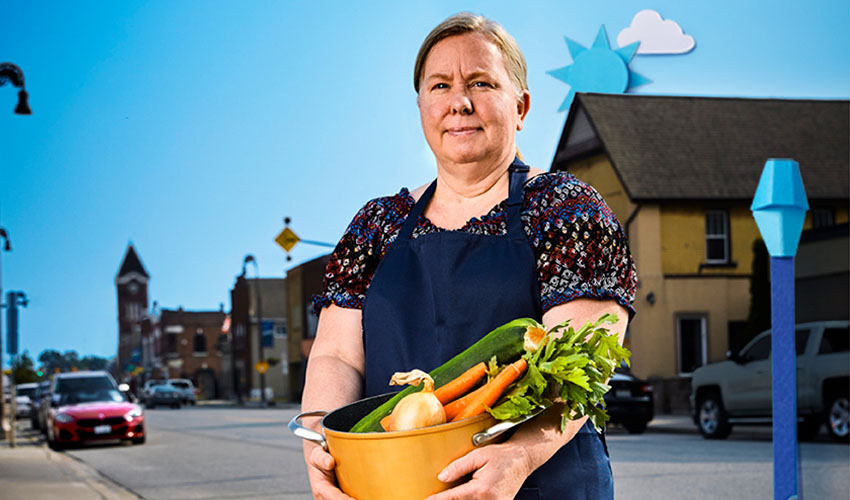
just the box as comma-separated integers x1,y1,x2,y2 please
750,158,809,500
770,257,798,499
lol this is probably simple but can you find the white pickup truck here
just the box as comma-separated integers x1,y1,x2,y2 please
690,320,849,441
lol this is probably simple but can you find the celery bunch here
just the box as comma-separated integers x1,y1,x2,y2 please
487,313,631,432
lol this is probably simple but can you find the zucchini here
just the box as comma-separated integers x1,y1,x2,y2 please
349,318,542,432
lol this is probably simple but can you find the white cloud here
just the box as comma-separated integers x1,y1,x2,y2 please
617,9,695,54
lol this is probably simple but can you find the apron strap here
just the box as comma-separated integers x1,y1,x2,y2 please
506,157,529,241
396,180,436,245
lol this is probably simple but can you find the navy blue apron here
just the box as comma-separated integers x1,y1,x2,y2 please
362,158,613,500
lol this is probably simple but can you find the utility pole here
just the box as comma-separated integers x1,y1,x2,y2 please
5,291,27,449
0,63,30,439
0,228,11,440
243,255,266,404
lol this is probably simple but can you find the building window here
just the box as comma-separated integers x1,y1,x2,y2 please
194,329,207,354
275,324,288,339
677,315,707,375
811,209,834,229
125,303,141,322
166,333,178,355
705,210,730,264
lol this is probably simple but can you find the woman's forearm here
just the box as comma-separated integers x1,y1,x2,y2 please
300,305,366,466
301,353,364,469
302,354,364,416
507,403,588,475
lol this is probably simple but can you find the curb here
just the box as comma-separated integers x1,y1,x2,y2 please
51,450,142,500
11,426,142,500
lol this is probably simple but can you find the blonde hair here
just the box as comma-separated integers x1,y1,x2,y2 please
413,13,528,100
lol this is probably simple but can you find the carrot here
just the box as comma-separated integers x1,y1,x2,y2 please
443,384,488,421
451,358,528,422
434,362,488,405
380,415,392,432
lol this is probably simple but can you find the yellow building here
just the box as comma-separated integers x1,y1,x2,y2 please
552,93,849,411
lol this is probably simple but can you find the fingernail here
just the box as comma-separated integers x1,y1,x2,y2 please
438,470,448,482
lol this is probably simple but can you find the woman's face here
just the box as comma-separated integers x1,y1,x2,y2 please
418,33,529,169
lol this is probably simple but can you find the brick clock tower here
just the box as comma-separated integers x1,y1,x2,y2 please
116,244,150,374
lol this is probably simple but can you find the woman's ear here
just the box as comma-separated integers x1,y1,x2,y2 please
517,91,531,131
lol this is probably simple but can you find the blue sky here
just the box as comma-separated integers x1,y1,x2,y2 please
1,1,848,366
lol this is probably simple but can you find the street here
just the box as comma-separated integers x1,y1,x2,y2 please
11,406,850,500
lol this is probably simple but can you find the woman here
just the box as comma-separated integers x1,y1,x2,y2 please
302,13,636,500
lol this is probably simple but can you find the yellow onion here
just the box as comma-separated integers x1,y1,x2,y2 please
524,326,547,353
387,369,446,431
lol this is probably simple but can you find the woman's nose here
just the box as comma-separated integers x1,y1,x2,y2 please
450,90,473,115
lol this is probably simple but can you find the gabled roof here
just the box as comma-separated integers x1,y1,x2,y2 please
117,244,149,278
552,93,849,201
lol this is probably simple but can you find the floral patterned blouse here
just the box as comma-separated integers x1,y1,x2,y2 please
313,171,637,317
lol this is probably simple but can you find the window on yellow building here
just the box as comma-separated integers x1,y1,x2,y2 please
811,208,834,229
677,315,707,375
705,210,729,264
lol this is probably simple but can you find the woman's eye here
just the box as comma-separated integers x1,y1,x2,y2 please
432,83,448,90
472,81,492,88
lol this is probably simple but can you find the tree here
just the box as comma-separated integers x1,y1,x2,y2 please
38,349,68,374
64,350,82,371
745,238,771,346
80,355,109,371
11,351,38,383
38,349,110,374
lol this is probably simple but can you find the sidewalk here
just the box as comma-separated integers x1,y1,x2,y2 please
646,413,697,434
195,398,300,409
0,422,139,500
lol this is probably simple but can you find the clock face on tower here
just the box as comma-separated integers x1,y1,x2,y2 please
128,282,139,295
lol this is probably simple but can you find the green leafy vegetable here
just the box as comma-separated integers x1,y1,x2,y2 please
488,313,630,432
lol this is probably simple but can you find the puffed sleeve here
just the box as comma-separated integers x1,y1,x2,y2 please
312,200,385,314
525,173,637,317
312,191,414,315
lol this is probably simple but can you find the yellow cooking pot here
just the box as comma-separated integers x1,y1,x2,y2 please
290,393,541,500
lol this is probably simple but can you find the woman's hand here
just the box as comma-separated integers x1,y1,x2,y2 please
424,442,533,500
307,445,356,500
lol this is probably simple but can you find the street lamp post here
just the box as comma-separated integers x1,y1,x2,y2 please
0,62,29,439
0,63,32,115
5,291,28,449
243,255,266,404
0,228,11,440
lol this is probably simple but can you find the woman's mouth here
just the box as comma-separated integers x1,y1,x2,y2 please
446,127,481,137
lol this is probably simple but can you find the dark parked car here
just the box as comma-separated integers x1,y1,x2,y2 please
603,369,654,434
45,371,145,450
144,385,182,409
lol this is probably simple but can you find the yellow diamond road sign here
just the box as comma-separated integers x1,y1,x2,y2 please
275,227,301,253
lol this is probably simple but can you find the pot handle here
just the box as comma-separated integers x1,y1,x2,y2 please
288,410,329,451
472,409,544,447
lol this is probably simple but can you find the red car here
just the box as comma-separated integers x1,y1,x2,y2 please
46,371,145,450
